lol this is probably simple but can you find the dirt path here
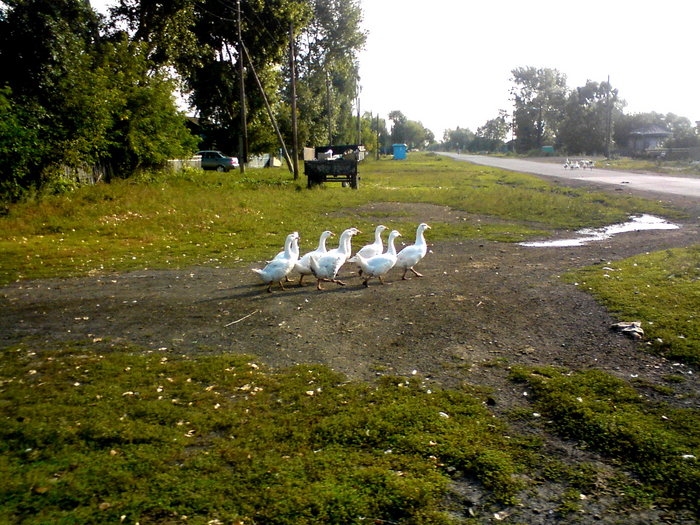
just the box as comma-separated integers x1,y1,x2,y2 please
2,201,698,410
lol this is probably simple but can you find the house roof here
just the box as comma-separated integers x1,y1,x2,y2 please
629,125,672,137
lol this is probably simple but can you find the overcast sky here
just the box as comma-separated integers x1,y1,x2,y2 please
358,0,699,138
90,0,698,139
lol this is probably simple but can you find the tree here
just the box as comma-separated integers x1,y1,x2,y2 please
292,0,366,146
389,111,433,149
474,110,510,151
510,67,567,152
0,0,198,199
558,79,622,155
441,127,475,152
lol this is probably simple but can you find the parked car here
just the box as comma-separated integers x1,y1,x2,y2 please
195,150,239,172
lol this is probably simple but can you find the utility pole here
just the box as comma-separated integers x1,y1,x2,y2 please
237,0,248,173
356,93,361,145
605,75,613,159
241,43,294,173
289,22,300,180
325,71,332,145
375,113,380,160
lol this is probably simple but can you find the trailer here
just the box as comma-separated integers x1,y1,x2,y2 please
304,145,363,189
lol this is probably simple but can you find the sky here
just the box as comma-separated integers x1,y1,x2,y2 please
357,0,699,138
90,0,698,140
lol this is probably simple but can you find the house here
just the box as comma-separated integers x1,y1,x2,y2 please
628,125,672,152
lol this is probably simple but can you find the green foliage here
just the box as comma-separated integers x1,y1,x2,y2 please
388,111,434,149
0,88,48,200
557,80,619,155
512,367,700,513
0,2,198,200
510,67,568,152
0,344,526,523
566,247,700,366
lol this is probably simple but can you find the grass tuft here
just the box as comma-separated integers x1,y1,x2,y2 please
566,246,700,366
511,366,700,513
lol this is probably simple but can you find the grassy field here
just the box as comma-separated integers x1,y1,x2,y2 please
2,153,698,523
0,153,675,285
598,157,700,176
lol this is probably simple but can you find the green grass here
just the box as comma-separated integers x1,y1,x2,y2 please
511,366,700,513
598,157,700,176
0,153,676,285
3,153,699,521
1,343,530,524
566,246,700,366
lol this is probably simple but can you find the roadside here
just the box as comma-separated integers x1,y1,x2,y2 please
440,152,700,200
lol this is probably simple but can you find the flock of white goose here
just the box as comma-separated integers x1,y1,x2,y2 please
252,223,431,292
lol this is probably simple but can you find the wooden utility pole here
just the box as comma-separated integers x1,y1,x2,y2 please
376,113,380,160
605,75,613,159
237,0,248,173
241,44,293,173
356,93,361,145
289,22,300,180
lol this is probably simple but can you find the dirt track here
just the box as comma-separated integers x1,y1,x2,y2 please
2,186,699,523
3,199,698,401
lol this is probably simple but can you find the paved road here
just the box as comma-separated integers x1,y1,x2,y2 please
439,152,700,200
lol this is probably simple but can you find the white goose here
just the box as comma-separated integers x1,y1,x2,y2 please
348,224,387,276
309,227,359,290
294,230,334,286
354,229,401,287
252,232,300,292
395,223,431,279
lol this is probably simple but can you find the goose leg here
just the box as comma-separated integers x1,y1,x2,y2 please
362,278,370,287
378,275,385,284
401,268,409,280
298,274,305,286
316,279,324,290
332,279,346,286
266,282,274,293
410,268,424,277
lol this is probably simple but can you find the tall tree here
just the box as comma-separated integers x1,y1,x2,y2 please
558,79,622,155
389,111,433,149
474,110,510,151
510,67,567,152
292,0,366,146
112,0,311,155
442,127,475,152
0,0,198,199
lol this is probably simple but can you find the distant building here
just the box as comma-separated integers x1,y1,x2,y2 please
628,125,672,151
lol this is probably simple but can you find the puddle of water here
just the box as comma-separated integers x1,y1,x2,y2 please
520,214,680,247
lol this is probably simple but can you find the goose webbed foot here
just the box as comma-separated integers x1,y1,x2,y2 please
410,268,423,277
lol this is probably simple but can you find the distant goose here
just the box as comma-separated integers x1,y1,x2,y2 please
309,227,359,290
252,232,300,292
348,224,387,276
294,230,334,286
354,229,401,287
395,223,430,279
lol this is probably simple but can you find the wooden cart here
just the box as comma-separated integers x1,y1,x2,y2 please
304,158,359,189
